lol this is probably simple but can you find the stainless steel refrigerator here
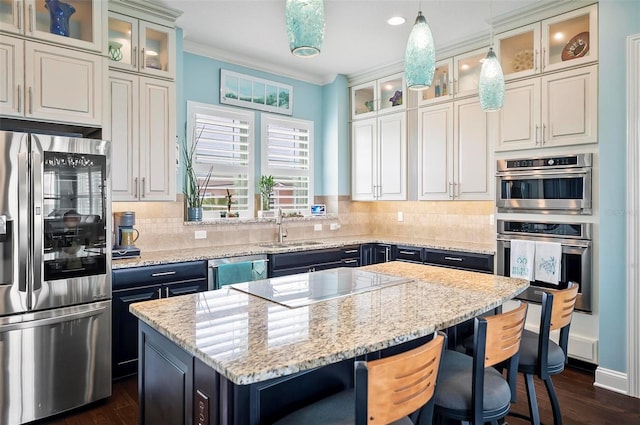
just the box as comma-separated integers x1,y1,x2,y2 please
0,130,112,424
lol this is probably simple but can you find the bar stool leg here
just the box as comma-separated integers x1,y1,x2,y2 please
524,374,541,425
544,377,563,425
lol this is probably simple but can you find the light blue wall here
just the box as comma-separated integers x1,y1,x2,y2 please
321,74,350,196
178,52,328,194
598,0,640,373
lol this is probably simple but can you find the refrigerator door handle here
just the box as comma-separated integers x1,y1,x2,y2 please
18,151,29,293
0,303,109,333
31,151,42,292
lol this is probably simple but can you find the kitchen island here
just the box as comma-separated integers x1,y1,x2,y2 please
130,261,528,425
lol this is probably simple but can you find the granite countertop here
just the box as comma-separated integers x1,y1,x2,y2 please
112,236,495,269
130,261,527,385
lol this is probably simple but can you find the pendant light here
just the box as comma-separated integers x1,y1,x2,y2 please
285,0,325,58
404,5,436,90
478,0,505,111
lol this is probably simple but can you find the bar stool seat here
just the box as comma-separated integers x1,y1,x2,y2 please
272,389,413,425
518,329,566,374
434,350,513,418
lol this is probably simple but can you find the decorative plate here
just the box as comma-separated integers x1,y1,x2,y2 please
512,49,534,72
561,32,590,61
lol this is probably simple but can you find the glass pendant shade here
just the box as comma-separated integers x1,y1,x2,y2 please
405,11,436,90
479,47,505,111
285,0,325,58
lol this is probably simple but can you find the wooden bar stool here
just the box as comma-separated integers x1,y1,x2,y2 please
273,332,446,425
433,302,528,425
515,282,579,425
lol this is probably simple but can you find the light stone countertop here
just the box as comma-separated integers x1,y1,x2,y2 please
129,261,527,385
112,236,495,269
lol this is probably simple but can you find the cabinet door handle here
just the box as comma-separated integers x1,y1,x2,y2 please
343,259,358,264
448,182,454,199
151,271,176,277
444,256,463,262
534,50,539,72
28,86,32,115
133,46,137,68
535,125,539,145
17,1,22,30
165,287,170,298
157,288,162,298
134,177,138,198
141,47,146,69
28,4,32,33
542,124,546,145
17,85,21,113
542,47,546,70
399,250,416,255
141,177,146,198
344,249,358,254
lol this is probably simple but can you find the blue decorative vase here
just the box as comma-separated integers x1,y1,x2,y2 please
45,0,76,37
187,207,203,222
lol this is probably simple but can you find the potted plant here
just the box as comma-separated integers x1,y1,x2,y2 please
183,138,213,221
258,175,275,212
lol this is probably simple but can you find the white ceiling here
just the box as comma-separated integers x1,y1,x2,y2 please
154,0,553,84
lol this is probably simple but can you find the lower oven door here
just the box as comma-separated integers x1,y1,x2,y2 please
497,237,592,312
496,169,591,214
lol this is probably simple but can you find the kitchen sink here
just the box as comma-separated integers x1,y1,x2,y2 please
258,241,324,248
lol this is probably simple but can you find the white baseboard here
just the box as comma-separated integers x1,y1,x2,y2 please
594,367,628,395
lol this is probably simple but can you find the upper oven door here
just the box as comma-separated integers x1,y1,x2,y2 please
496,168,591,214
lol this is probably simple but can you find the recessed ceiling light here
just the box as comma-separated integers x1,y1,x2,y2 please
387,16,406,26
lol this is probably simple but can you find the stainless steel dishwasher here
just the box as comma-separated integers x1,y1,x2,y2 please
208,254,268,289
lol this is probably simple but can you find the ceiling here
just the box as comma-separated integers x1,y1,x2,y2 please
154,0,553,84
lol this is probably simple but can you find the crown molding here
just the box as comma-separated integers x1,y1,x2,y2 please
110,0,183,24
182,40,335,86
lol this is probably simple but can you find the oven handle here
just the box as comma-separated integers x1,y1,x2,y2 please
497,236,591,248
496,169,591,178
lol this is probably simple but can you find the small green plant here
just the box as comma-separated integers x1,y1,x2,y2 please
183,131,213,209
258,175,275,210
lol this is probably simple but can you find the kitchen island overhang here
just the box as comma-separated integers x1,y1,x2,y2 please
131,262,528,424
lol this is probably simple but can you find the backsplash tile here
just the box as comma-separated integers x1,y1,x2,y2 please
112,196,493,253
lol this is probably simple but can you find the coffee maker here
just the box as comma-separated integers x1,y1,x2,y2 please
113,211,141,259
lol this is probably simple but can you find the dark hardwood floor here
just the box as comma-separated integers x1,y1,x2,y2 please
41,366,640,425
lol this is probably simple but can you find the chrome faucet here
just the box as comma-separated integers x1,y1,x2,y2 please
276,208,288,243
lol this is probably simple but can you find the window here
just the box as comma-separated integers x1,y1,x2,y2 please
187,102,254,218
261,114,313,214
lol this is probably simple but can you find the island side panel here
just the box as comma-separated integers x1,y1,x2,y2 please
139,322,194,425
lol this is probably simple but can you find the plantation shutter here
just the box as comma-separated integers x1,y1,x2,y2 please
187,102,254,218
261,114,313,214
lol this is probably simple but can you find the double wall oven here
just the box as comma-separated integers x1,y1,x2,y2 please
495,153,594,313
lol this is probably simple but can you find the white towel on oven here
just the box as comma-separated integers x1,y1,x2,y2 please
534,241,562,285
510,240,535,281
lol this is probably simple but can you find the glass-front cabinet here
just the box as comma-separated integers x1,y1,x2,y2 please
453,47,487,98
496,4,597,79
108,11,175,80
0,0,104,52
351,72,405,119
418,59,453,105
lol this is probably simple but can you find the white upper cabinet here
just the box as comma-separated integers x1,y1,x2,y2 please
495,4,597,80
351,112,407,201
496,64,597,151
0,0,105,52
108,11,176,80
351,73,405,119
453,47,487,99
418,59,453,106
0,35,102,125
418,98,492,201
